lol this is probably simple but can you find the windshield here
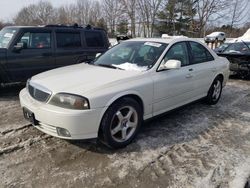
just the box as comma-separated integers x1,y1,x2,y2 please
0,28,17,48
218,43,229,49
223,42,250,54
93,41,167,71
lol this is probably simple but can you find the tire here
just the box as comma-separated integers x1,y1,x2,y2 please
205,77,223,105
98,97,143,149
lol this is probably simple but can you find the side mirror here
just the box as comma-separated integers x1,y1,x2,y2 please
159,59,181,71
95,53,102,58
13,43,24,52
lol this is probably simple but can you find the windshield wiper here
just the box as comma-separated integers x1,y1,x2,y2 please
96,64,124,70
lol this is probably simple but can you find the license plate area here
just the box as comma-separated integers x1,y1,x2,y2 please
23,108,38,126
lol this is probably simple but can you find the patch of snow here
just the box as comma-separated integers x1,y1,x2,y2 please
238,28,250,41
241,112,250,118
229,159,250,188
113,63,148,71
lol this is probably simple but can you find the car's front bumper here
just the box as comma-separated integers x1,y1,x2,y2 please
19,88,103,140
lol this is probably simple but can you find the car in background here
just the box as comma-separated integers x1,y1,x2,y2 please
109,38,118,47
205,32,226,43
20,38,229,148
0,25,109,85
218,41,250,78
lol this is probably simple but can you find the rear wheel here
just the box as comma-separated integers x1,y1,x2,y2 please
205,77,222,105
98,97,142,149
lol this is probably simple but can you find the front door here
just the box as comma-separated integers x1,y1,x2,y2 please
152,42,195,116
6,30,55,82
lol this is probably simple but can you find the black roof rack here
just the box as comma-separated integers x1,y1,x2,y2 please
44,24,106,32
45,24,83,29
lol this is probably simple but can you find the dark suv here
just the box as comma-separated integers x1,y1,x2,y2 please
0,25,109,84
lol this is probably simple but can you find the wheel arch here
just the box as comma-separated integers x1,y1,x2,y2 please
207,73,224,94
97,91,145,140
101,91,145,118
216,73,224,82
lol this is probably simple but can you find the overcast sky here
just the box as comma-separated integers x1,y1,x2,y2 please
0,0,76,21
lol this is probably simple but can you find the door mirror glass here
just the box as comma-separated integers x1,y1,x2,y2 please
13,43,24,52
159,59,181,70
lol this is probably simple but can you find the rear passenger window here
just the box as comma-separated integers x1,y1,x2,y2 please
85,31,104,47
56,32,81,48
18,32,51,49
189,42,214,64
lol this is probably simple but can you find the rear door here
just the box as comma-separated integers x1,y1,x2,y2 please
83,30,108,61
6,28,55,82
187,41,217,96
55,30,85,67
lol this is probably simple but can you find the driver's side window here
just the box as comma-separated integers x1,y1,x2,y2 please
162,42,189,67
17,32,51,49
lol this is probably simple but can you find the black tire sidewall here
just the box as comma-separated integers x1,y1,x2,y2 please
206,77,222,105
99,97,143,149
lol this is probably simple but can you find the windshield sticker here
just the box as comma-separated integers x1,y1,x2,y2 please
4,33,14,38
144,42,162,48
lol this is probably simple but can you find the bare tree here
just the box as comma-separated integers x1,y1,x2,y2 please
76,0,92,25
121,0,137,37
56,5,77,25
228,0,249,36
14,1,55,25
196,0,229,37
138,0,163,37
89,1,102,25
103,0,123,36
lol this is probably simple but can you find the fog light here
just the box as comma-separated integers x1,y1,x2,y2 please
56,127,71,137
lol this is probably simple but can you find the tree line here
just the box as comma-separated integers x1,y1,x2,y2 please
1,0,249,38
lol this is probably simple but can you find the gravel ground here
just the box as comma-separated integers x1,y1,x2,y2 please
0,79,250,188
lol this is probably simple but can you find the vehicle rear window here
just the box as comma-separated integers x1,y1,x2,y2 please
189,42,214,64
56,32,81,48
84,31,104,47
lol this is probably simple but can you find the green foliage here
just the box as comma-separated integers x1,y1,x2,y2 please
156,0,198,36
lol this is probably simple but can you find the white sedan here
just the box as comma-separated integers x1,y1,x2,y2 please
19,38,230,148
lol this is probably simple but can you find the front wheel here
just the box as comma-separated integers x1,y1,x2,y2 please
98,98,142,149
205,77,223,105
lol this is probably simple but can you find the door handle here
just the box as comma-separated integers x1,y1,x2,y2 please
212,68,217,72
189,68,193,71
186,73,193,78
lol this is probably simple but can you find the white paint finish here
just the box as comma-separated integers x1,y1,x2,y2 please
19,38,230,140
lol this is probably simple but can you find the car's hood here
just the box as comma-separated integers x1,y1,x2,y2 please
218,53,250,64
30,63,143,95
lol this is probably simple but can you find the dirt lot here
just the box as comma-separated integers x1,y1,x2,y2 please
1,79,250,188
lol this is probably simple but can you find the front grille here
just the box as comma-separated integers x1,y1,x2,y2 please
28,82,51,102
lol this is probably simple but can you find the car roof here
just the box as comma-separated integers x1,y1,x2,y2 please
209,32,225,36
3,25,105,32
126,37,201,45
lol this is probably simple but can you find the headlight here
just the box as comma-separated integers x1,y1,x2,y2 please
49,93,90,110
